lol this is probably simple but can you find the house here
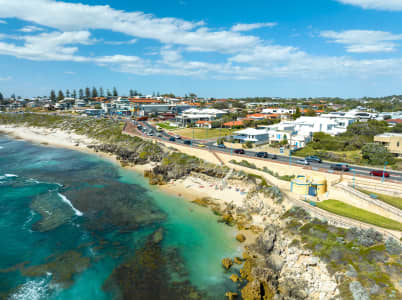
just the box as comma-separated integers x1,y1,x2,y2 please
223,120,244,127
233,128,269,144
374,133,402,157
176,108,227,126
386,119,402,127
262,108,296,115
195,120,213,128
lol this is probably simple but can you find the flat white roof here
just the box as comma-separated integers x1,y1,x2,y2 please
234,128,268,135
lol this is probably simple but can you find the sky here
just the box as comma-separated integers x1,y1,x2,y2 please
0,0,402,98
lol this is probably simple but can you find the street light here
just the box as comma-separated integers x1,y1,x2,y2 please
382,161,388,183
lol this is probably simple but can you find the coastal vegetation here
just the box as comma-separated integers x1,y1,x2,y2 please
173,127,236,139
229,159,295,181
356,189,402,210
282,207,401,300
316,200,402,231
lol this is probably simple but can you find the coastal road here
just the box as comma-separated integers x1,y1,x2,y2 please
138,121,402,183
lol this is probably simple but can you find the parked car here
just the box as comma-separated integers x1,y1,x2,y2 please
255,152,268,158
198,144,206,148
174,135,182,139
330,164,350,171
296,159,309,165
168,137,176,142
270,154,277,159
183,140,192,145
369,170,390,177
218,144,226,148
305,155,322,163
234,149,245,154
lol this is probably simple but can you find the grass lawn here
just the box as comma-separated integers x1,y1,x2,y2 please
173,128,236,139
357,189,402,210
316,200,402,231
156,122,178,130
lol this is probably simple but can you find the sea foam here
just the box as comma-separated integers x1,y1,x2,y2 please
5,174,18,178
9,278,49,300
57,193,83,216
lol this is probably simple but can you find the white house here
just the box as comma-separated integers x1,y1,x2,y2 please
233,128,269,143
262,108,296,115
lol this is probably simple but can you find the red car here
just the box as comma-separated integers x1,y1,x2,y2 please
370,170,390,177
234,149,245,154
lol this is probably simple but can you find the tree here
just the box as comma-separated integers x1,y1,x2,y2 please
50,90,56,102
92,87,98,98
85,87,91,99
113,87,118,97
362,143,395,165
99,87,104,97
129,89,134,97
10,93,15,100
305,109,316,116
66,89,70,98
292,107,301,119
79,89,84,99
0,92,3,102
57,90,64,101
107,89,112,97
72,90,77,99
391,123,402,133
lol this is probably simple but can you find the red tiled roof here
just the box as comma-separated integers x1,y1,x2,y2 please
224,120,244,126
386,119,402,124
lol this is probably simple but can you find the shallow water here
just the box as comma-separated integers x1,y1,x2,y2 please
0,135,240,300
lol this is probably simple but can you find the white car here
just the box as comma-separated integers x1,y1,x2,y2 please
296,159,309,165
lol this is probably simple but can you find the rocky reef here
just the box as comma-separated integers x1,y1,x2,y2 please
103,228,207,300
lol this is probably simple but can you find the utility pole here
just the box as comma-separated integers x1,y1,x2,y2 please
382,161,388,183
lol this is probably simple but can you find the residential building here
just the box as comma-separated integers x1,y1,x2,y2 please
233,128,269,144
374,133,402,157
262,108,296,115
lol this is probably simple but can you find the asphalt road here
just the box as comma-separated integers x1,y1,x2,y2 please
137,121,402,182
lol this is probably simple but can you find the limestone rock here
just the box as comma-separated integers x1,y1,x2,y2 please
222,258,233,270
236,233,246,243
234,257,243,265
225,291,238,300
230,274,240,282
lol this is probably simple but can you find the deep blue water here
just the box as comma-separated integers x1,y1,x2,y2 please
0,135,240,300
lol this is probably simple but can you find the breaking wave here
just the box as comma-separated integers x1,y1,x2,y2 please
57,193,83,216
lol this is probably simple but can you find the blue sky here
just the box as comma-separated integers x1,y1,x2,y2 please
0,0,402,98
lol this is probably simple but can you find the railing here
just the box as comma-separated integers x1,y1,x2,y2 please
341,184,402,217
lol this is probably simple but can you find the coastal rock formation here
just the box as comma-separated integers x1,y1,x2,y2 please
222,258,233,270
236,233,246,243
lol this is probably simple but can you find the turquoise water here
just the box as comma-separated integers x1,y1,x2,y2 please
0,135,241,300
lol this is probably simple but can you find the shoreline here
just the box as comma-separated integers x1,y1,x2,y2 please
0,124,257,249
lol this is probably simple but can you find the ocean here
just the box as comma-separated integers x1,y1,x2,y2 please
0,135,241,300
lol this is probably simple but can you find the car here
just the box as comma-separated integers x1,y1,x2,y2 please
234,149,245,154
330,164,350,171
168,137,176,142
255,152,268,158
174,135,182,139
305,155,322,163
270,154,277,159
198,144,206,148
183,140,192,145
156,133,162,137
147,132,154,136
296,159,309,165
370,170,390,177
218,144,226,148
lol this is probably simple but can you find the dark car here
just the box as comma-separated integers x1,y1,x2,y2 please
270,154,277,159
234,149,245,154
255,152,268,158
183,140,192,145
370,170,390,177
330,164,350,171
168,137,176,142
305,155,322,163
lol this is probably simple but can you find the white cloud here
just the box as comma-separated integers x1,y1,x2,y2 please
336,0,402,11
0,19,6,24
104,39,137,45
19,25,44,33
64,71,75,75
321,30,402,53
0,0,256,53
231,22,277,32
